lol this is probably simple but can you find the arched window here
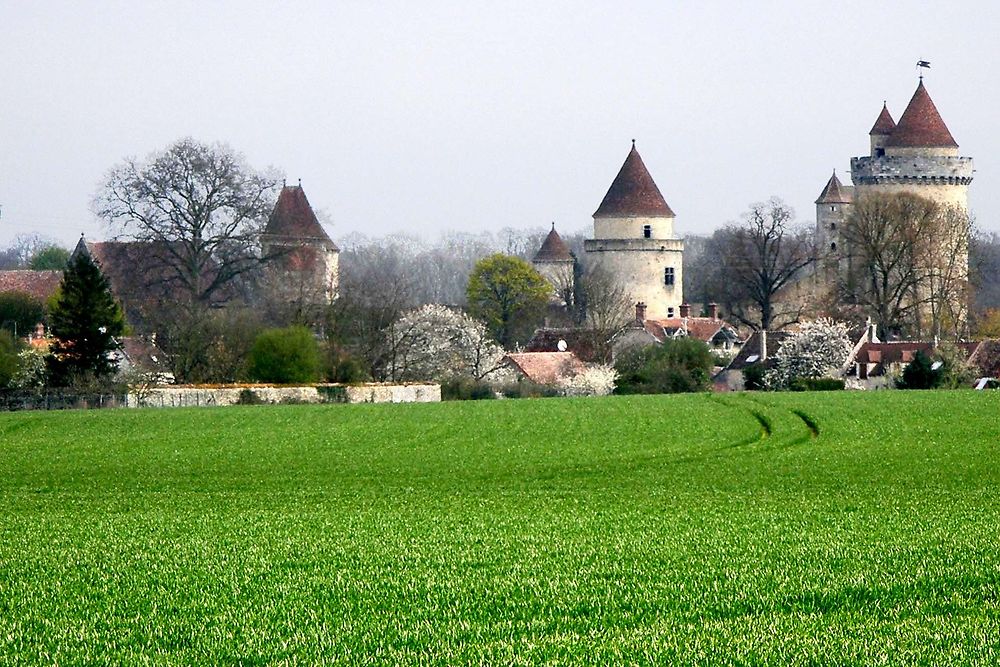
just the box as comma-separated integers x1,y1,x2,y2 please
831,242,837,252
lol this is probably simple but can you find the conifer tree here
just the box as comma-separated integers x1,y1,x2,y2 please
47,248,125,385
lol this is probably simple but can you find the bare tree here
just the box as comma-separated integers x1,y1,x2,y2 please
576,264,633,361
839,192,941,338
711,198,815,331
922,206,972,340
329,243,416,380
94,138,280,312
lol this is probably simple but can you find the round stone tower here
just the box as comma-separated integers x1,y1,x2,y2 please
850,80,973,210
583,142,683,320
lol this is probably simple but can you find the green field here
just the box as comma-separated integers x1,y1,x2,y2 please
2,392,1000,665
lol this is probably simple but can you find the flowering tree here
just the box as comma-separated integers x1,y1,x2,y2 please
765,318,852,389
390,304,505,382
557,364,618,397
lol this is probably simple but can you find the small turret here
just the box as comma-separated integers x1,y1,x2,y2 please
869,102,896,157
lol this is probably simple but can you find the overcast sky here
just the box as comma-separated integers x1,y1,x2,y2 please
2,1,997,248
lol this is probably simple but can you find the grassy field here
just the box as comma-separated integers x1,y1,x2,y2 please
2,391,1000,665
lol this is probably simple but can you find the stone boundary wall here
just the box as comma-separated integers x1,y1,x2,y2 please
127,383,440,408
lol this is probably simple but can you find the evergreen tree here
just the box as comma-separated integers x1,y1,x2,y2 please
47,248,125,386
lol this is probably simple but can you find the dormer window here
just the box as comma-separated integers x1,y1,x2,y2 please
642,224,651,238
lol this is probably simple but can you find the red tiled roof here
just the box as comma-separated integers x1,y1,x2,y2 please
815,171,853,205
855,341,979,377
263,185,338,249
0,270,62,302
525,328,603,362
884,81,958,148
869,102,896,135
504,351,586,385
533,226,573,262
594,143,674,218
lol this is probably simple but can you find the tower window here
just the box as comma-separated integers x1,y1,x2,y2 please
642,224,651,238
664,267,675,286
831,206,836,212
830,222,836,231
667,307,675,318
831,242,837,251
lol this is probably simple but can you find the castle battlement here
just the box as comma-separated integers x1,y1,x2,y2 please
584,238,684,253
851,155,974,186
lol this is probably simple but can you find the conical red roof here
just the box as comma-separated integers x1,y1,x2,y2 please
815,171,852,204
264,185,336,247
884,81,958,148
594,143,674,218
533,225,573,262
870,103,896,135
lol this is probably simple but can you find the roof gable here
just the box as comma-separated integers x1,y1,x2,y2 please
869,103,896,135
264,185,338,248
815,171,853,205
594,143,675,218
884,81,958,148
533,226,573,262
504,351,586,385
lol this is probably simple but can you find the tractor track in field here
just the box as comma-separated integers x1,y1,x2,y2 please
710,394,820,448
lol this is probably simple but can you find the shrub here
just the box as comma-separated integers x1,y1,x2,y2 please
896,350,941,390
614,338,714,394
497,381,560,399
0,292,45,338
237,388,264,405
743,363,766,391
441,377,495,401
247,326,321,384
788,377,845,392
0,330,22,388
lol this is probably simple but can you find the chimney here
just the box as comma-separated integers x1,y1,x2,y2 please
679,303,691,318
635,302,647,322
708,302,719,320
760,330,768,361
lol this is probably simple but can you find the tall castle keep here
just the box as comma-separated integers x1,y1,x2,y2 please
816,79,974,255
583,142,683,319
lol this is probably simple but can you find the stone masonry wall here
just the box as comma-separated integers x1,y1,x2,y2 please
127,383,440,408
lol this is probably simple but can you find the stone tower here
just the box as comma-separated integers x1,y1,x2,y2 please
260,184,340,303
850,80,973,210
814,170,853,257
584,142,683,320
532,223,575,305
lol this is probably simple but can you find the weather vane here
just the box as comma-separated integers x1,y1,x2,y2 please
917,60,931,80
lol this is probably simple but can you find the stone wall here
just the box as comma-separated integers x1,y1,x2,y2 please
127,383,440,408
584,238,684,320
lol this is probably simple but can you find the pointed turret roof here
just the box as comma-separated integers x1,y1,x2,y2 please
533,224,573,262
884,81,958,148
594,142,674,218
263,185,337,248
870,102,896,135
815,171,852,205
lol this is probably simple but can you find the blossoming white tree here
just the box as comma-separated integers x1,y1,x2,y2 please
389,304,505,382
557,364,618,397
765,318,852,389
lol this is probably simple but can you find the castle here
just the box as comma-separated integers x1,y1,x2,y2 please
815,79,973,274
534,141,685,321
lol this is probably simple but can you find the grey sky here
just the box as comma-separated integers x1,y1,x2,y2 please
2,1,997,248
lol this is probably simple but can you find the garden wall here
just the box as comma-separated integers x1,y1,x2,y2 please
127,383,441,408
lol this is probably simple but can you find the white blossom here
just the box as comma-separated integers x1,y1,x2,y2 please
390,304,505,382
764,318,852,389
557,363,618,397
